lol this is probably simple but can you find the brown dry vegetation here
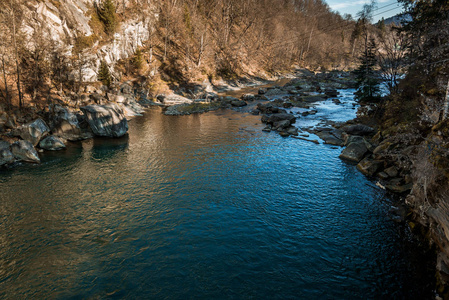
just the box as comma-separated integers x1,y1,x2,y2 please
0,0,362,111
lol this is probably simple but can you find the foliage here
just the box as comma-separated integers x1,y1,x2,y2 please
96,0,117,35
353,38,380,102
133,48,144,70
98,60,112,87
73,35,97,54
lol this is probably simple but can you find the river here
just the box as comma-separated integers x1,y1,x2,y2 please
0,89,435,298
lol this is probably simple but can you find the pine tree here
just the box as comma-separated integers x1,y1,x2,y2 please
353,38,380,102
97,0,117,36
97,60,112,87
133,48,143,70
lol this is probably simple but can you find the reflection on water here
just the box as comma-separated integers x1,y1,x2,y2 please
0,104,435,299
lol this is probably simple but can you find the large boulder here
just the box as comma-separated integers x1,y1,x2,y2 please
51,105,87,141
339,141,369,163
0,141,14,166
343,124,375,136
39,136,66,151
18,118,50,146
11,140,40,163
81,104,128,138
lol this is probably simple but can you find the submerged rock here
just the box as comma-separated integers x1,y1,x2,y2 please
81,104,128,138
39,136,66,151
11,140,40,163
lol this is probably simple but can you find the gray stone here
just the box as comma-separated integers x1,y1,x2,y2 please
257,103,285,114
231,100,248,107
343,124,375,136
286,126,299,136
11,140,40,163
273,120,291,131
385,166,399,178
356,157,383,176
51,105,88,141
262,125,272,132
332,99,341,104
385,181,413,193
0,141,14,166
242,94,256,101
265,113,296,125
81,104,128,138
377,172,389,180
157,94,193,106
19,118,50,146
339,142,368,163
39,136,66,151
317,130,344,146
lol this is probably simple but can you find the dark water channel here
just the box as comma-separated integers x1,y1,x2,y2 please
0,87,435,298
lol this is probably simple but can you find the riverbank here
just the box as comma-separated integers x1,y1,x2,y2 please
0,69,353,168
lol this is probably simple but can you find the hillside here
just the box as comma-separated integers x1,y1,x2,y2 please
0,0,357,109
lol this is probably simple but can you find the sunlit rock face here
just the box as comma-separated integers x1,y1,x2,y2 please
23,0,155,82
11,140,41,163
81,104,128,138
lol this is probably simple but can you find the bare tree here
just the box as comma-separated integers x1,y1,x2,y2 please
377,27,408,94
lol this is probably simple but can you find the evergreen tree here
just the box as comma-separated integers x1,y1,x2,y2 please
97,60,112,87
133,48,143,70
96,0,117,35
353,38,380,102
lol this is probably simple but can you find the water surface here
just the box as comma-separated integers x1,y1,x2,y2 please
0,94,434,298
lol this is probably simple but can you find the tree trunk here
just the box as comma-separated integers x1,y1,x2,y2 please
443,79,449,120
1,56,10,109
11,0,23,109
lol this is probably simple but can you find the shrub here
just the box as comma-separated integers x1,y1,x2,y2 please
98,60,112,87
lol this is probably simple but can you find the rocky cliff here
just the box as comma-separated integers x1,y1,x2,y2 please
22,0,154,81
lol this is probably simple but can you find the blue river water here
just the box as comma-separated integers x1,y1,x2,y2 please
0,93,435,299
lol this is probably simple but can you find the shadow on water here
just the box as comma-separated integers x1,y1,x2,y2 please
89,135,129,161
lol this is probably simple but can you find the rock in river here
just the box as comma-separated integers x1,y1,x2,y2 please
342,124,375,136
11,140,40,163
0,140,14,166
50,105,88,141
263,113,296,125
231,100,248,107
39,136,66,151
18,118,50,146
339,141,368,163
81,104,128,138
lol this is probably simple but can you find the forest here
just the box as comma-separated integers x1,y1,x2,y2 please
0,0,367,109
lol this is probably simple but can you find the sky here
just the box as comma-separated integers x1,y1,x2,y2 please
326,0,404,22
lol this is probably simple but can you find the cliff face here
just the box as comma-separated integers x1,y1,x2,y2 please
22,0,154,81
